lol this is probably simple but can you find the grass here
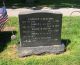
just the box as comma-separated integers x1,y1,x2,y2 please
0,16,80,65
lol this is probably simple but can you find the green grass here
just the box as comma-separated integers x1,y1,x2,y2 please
0,16,80,65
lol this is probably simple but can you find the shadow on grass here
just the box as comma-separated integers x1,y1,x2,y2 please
61,39,71,48
0,30,71,54
0,31,17,52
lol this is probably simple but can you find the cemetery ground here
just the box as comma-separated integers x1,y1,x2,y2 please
0,16,80,65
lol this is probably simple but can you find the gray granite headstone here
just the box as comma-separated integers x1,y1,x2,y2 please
18,10,65,57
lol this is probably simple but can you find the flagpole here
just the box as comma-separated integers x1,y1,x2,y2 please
3,0,5,7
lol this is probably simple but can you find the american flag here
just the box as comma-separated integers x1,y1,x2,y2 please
0,6,8,30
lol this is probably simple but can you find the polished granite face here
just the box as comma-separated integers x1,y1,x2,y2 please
19,12,62,47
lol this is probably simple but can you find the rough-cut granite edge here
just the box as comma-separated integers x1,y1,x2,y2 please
17,44,65,57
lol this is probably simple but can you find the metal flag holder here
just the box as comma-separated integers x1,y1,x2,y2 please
69,11,80,32
65,11,80,47
69,11,80,22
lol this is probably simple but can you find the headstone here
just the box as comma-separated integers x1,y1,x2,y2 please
18,10,65,57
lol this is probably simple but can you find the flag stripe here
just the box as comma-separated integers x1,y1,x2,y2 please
0,15,8,23
0,7,8,30
0,15,8,29
0,18,8,26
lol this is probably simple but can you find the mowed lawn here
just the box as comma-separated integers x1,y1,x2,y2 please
0,16,80,65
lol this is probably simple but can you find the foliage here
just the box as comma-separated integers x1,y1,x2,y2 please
0,0,80,7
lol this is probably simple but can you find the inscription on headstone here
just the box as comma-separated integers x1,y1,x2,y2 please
18,11,65,57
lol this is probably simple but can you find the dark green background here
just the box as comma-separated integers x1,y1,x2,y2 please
0,0,80,8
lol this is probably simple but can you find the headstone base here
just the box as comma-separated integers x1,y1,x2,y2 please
18,43,65,57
